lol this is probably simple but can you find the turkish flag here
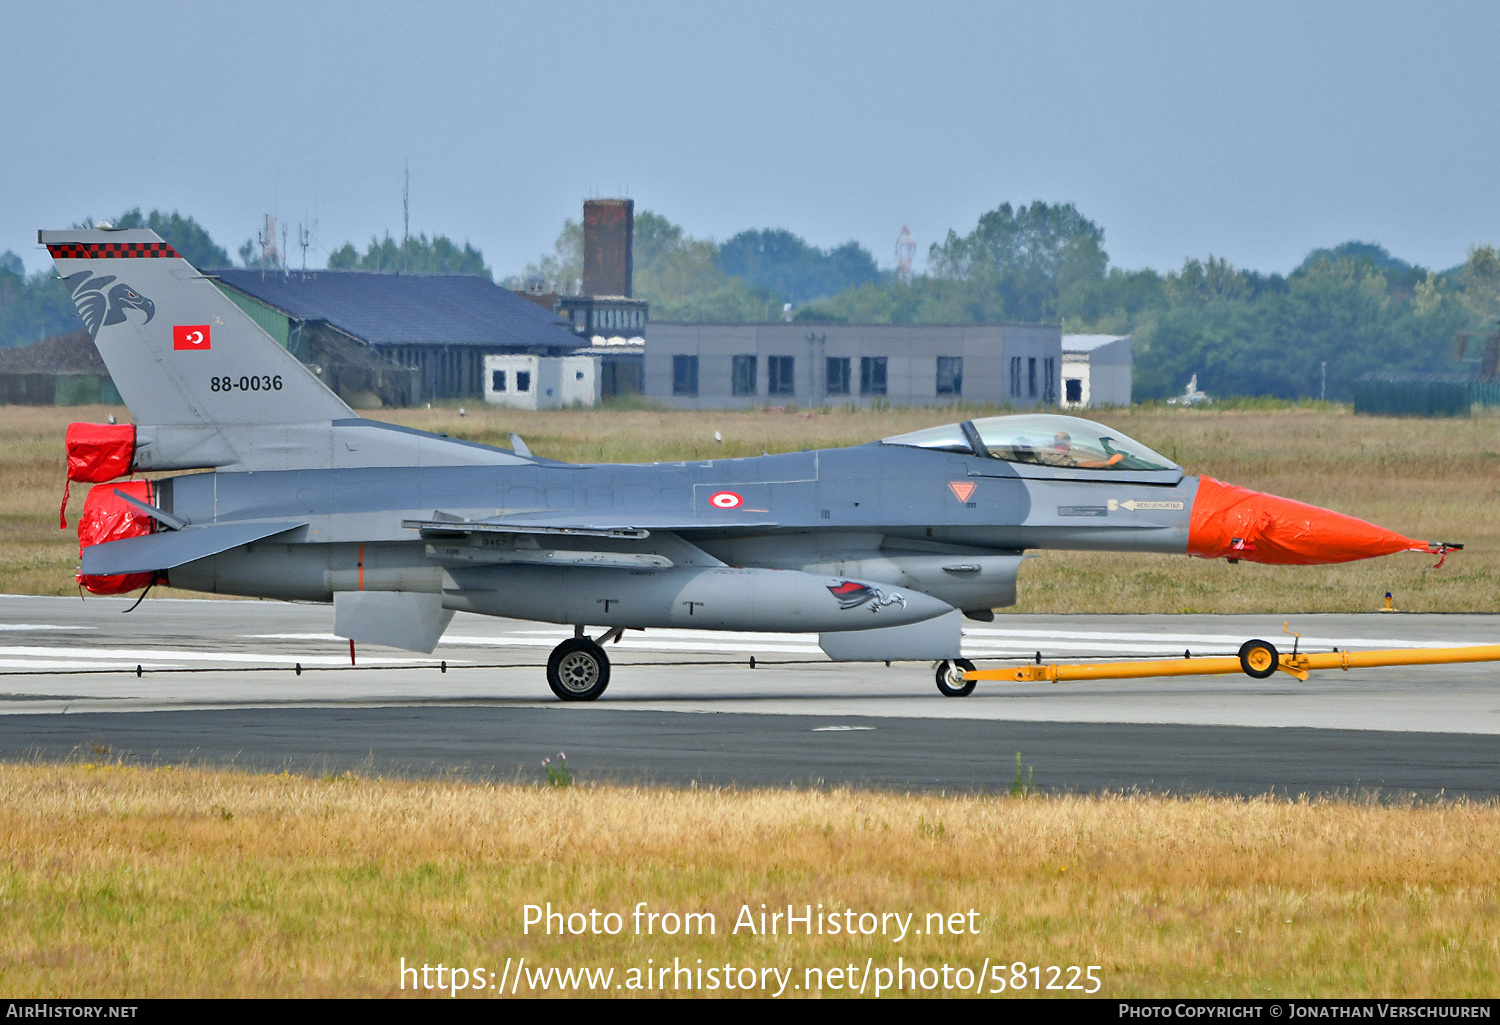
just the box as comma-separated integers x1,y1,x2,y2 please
173,325,211,351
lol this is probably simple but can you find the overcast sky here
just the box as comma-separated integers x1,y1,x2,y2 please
4,1,1497,278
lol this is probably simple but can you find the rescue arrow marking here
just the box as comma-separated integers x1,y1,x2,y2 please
1110,499,1184,512
948,481,976,502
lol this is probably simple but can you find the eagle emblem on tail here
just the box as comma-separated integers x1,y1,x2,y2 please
62,271,155,338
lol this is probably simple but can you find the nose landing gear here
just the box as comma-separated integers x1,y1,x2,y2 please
935,658,977,697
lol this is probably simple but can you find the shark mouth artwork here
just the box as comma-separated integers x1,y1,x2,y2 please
827,580,909,612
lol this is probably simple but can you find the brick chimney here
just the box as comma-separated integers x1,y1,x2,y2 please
583,199,633,297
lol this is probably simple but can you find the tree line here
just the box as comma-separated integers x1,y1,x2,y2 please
5,203,1497,402
515,201,1495,402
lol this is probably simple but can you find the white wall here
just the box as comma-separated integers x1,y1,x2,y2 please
484,354,539,409
483,354,599,409
1060,336,1132,408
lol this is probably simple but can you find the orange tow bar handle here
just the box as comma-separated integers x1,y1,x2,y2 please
964,644,1500,684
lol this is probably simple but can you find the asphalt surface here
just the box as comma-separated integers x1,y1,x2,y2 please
1,594,1497,797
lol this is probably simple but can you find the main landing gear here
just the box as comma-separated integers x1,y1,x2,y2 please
935,658,977,697
546,627,625,702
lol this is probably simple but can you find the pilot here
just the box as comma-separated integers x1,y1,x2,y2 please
1039,430,1124,469
1037,431,1080,467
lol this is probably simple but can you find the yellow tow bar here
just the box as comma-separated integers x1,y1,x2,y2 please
963,642,1500,684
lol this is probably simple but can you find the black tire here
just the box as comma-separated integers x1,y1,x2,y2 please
1238,639,1279,679
547,638,611,701
935,658,977,698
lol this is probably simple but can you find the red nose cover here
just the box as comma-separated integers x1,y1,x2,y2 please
60,422,135,529
77,479,157,594
1187,475,1429,565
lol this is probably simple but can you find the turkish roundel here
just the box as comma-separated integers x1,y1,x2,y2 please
709,491,744,509
173,325,211,351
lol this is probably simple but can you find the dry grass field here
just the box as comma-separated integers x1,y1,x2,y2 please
5,401,1497,612
0,762,1495,998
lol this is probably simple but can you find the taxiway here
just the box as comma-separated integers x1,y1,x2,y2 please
0,594,1496,797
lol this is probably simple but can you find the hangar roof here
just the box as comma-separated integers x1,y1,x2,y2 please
210,268,579,349
1062,333,1130,353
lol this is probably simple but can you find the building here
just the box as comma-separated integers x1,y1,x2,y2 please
483,354,599,409
211,269,582,406
1060,334,1132,408
0,330,123,406
644,322,1061,409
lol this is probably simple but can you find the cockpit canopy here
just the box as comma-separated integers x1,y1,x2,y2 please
882,414,1179,472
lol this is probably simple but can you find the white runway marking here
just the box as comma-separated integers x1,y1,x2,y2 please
246,626,1476,660
0,625,94,632
0,659,184,671
813,725,876,732
248,631,827,656
963,626,1455,651
0,645,432,667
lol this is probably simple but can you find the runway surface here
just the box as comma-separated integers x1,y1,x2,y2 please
1,594,1497,797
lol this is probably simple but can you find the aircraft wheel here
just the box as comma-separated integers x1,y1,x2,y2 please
935,658,977,697
547,638,611,701
1238,639,1279,679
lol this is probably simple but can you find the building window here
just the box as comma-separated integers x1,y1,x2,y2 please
492,370,507,392
1065,378,1083,403
936,356,963,396
516,371,531,393
826,356,850,396
672,355,698,396
1027,357,1037,397
1010,356,1022,397
860,356,887,396
732,355,758,396
768,355,796,396
1043,357,1056,403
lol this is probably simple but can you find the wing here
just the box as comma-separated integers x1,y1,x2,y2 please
403,510,779,538
405,517,728,571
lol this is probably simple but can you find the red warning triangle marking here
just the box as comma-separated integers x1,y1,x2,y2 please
948,481,976,502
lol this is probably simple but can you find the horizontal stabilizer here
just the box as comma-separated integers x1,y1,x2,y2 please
81,521,306,576
819,609,962,662
334,591,453,654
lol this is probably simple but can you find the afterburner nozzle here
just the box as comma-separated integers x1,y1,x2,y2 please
1187,475,1456,566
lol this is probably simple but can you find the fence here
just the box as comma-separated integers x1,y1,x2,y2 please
1353,379,1471,417
0,373,123,406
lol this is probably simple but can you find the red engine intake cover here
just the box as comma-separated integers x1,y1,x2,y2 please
77,479,157,595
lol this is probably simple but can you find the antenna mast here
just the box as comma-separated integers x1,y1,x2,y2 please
257,214,281,273
403,161,410,274
896,225,916,283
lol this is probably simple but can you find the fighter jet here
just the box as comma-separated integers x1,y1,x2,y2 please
44,228,1459,700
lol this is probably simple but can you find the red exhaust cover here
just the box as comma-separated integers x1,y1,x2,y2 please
1188,475,1430,565
66,422,136,482
77,479,157,595
60,422,135,529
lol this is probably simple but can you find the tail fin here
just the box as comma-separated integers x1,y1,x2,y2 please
41,228,353,428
